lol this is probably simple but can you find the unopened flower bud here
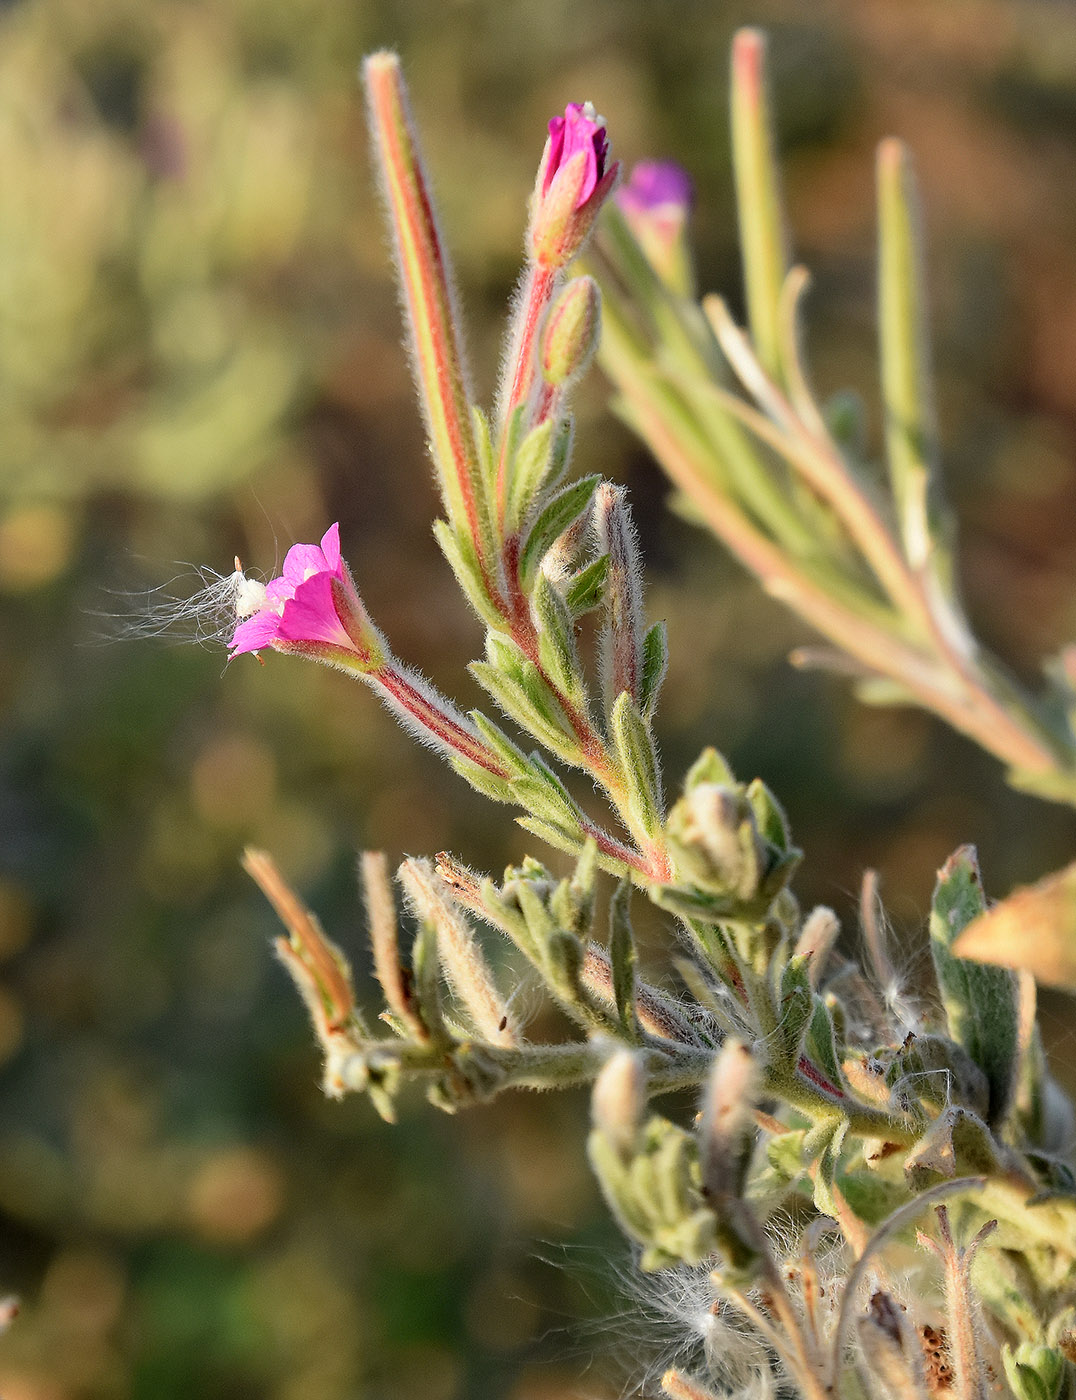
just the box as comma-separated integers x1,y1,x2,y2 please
699,1039,758,1199
540,275,602,387
1002,1342,1066,1400
674,782,763,898
616,160,695,296
592,1049,646,1158
530,101,618,269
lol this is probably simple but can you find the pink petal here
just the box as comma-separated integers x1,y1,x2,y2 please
230,611,283,656
319,522,342,573
279,542,328,585
276,573,353,650
264,576,294,606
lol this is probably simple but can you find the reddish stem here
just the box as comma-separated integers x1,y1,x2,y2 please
496,263,559,522
378,667,511,778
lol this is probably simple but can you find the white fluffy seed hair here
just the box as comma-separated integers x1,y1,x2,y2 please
574,1250,778,1399
100,561,268,649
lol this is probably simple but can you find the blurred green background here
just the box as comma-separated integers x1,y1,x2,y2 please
2,0,1076,1395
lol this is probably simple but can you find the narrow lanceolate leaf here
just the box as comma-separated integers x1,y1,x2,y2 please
469,711,532,778
449,755,516,804
512,754,584,832
363,54,495,572
532,572,587,706
877,137,942,572
952,858,1076,993
809,1118,848,1221
730,28,788,382
472,635,579,759
638,621,668,721
504,418,554,535
471,405,497,493
411,913,450,1047
777,953,813,1065
565,553,610,616
505,417,573,535
595,483,646,715
432,520,503,627
930,846,1020,1125
518,474,601,590
609,877,639,1039
470,659,578,762
609,691,664,838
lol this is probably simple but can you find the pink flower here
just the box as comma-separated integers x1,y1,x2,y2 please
229,523,384,670
615,160,696,298
530,101,619,269
543,102,609,209
616,161,693,217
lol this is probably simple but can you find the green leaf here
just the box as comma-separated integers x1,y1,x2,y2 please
469,711,531,777
1002,1343,1067,1400
684,747,737,791
432,519,500,625
511,753,580,826
930,845,1020,1125
745,777,791,852
638,621,668,720
515,815,588,864
609,691,664,838
471,404,497,491
518,474,600,590
504,417,572,533
533,573,586,705
411,916,449,1047
730,28,788,382
469,657,578,762
777,953,813,1065
565,553,610,615
804,996,844,1094
807,1118,847,1220
609,877,639,1039
449,755,516,804
877,138,943,574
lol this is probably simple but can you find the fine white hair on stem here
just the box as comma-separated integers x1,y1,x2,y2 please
96,560,268,649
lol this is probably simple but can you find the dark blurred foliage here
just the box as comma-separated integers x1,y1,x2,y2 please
1,0,1076,1395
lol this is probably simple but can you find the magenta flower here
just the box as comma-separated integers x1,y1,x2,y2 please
543,102,610,209
530,101,618,269
615,161,696,297
616,160,693,217
229,523,384,669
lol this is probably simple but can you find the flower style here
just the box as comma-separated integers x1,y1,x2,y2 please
229,523,385,671
530,100,619,269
